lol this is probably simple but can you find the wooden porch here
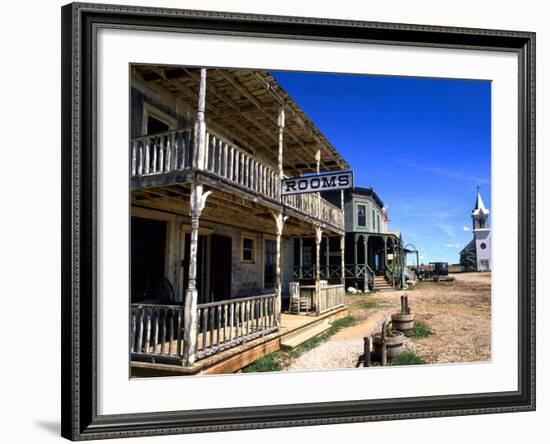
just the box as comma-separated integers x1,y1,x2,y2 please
131,305,348,376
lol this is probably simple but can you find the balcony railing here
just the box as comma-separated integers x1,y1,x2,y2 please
131,127,194,177
131,127,343,230
205,128,280,200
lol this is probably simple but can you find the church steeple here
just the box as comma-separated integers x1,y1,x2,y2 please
472,187,489,217
472,188,490,231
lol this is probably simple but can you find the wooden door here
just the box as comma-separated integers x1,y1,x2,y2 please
210,235,232,302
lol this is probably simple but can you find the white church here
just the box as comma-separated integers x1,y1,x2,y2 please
460,190,492,272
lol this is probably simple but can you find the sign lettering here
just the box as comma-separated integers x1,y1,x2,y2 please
281,171,353,195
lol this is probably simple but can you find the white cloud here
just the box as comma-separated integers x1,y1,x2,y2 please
463,226,470,232
445,243,461,248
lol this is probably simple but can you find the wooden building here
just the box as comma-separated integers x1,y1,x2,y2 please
323,187,406,291
130,66,349,373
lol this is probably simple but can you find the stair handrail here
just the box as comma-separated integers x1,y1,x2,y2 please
384,264,394,286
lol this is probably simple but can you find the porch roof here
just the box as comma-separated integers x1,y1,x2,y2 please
133,65,349,176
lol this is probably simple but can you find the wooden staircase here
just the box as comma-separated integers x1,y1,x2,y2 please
373,275,394,291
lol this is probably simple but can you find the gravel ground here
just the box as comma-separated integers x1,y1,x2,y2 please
285,272,491,371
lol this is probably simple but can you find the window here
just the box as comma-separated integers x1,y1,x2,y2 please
241,236,255,263
357,204,366,227
142,102,176,135
264,239,276,288
372,209,376,231
480,242,487,250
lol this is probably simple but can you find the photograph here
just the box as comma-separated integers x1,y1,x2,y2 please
129,65,492,377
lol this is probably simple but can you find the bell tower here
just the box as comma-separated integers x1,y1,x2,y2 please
471,187,491,271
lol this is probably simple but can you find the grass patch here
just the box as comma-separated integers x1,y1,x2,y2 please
391,351,426,366
242,351,284,373
242,316,356,373
406,320,433,339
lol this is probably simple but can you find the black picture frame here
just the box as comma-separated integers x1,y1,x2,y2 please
61,2,536,440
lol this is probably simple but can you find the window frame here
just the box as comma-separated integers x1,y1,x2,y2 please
356,203,367,228
241,234,256,264
142,101,177,135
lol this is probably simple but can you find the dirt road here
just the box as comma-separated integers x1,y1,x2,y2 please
285,272,491,371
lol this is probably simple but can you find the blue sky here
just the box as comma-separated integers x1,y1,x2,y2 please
271,71,491,265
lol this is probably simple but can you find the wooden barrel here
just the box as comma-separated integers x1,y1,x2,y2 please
391,313,415,332
372,331,404,359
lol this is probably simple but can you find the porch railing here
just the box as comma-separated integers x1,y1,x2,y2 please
131,303,184,364
195,294,277,359
131,127,194,177
297,284,345,315
131,294,278,365
318,284,345,314
293,264,374,284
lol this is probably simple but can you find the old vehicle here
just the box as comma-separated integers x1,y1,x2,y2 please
416,262,451,281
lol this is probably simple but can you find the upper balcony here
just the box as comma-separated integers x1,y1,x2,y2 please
131,66,350,233
130,125,344,232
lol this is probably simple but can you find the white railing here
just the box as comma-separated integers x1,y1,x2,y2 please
283,192,343,229
131,127,194,177
195,294,277,359
318,284,345,314
205,129,280,200
283,192,318,219
131,126,343,230
131,304,184,363
321,198,344,229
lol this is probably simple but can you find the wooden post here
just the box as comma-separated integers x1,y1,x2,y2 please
383,236,388,269
298,237,303,279
380,320,387,366
183,182,212,366
277,107,285,200
340,189,345,286
193,68,207,170
272,212,288,326
401,244,408,289
340,234,345,286
363,336,371,367
353,233,359,279
381,341,388,366
325,236,330,281
315,225,323,315
315,149,321,220
363,234,370,292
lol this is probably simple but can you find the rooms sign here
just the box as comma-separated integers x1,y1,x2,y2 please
281,171,353,195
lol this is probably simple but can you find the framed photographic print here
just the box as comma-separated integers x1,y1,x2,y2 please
61,2,536,440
